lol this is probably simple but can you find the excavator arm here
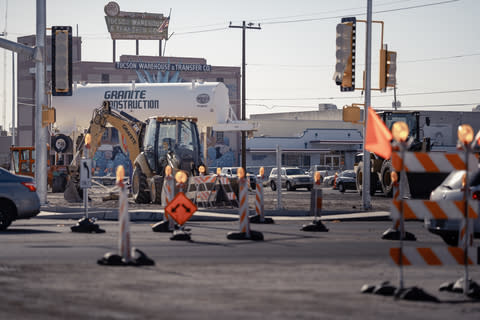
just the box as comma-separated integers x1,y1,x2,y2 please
88,101,144,165
71,101,144,167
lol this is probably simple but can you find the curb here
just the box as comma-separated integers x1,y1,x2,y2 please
37,206,390,222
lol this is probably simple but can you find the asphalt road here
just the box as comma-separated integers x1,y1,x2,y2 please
0,217,479,319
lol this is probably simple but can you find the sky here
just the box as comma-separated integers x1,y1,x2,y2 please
1,0,480,131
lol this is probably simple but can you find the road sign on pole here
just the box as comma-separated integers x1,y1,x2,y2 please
165,192,197,226
80,159,92,189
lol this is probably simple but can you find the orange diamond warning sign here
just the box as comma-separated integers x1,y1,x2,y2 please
164,192,197,226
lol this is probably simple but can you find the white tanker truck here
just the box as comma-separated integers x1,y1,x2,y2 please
52,81,248,135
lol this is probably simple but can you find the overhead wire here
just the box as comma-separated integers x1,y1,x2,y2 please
247,88,480,102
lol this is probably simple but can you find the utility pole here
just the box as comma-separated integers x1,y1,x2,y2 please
11,51,15,145
229,21,261,172
362,0,373,210
36,0,48,204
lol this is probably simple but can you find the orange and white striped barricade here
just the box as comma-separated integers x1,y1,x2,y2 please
390,247,478,267
302,173,328,232
187,174,216,207
152,172,176,232
387,149,479,297
211,175,238,207
227,173,263,241
250,173,274,224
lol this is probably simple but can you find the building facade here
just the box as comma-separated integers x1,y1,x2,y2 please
246,105,364,173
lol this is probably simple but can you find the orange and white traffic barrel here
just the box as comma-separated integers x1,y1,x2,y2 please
238,175,250,237
153,165,176,232
227,168,264,240
301,171,328,232
117,166,131,263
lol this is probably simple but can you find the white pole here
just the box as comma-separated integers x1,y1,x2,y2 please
2,50,6,131
362,0,372,210
11,51,15,145
35,0,48,204
276,144,282,210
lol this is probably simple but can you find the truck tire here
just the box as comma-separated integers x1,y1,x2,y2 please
52,174,67,193
52,134,71,153
150,176,163,204
286,181,294,191
132,166,151,204
356,165,376,196
380,160,394,197
370,173,378,196
270,181,277,191
356,164,363,195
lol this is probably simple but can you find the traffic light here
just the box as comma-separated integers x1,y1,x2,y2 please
333,17,356,92
379,48,397,91
52,26,72,96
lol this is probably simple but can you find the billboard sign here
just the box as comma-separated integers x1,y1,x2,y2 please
104,1,169,40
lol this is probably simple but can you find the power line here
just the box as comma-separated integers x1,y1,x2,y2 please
260,0,460,25
247,102,480,110
248,52,480,69
247,88,480,102
377,102,480,109
175,27,228,36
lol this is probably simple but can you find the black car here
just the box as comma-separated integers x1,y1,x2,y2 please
334,170,357,192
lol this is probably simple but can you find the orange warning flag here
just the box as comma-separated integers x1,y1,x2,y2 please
365,106,393,159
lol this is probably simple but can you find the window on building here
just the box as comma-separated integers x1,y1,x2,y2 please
215,131,224,144
216,77,224,82
101,73,110,83
282,154,310,168
252,154,267,161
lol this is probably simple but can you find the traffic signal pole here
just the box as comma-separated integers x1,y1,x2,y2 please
35,0,48,204
362,0,373,210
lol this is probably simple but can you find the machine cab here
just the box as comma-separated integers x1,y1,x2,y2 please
381,111,420,142
142,116,202,175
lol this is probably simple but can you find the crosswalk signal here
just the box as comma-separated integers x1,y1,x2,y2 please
333,17,356,92
52,26,72,96
379,47,397,91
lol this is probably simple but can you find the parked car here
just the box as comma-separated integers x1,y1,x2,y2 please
425,169,480,246
334,170,357,192
308,165,336,181
0,168,41,230
268,167,313,191
323,172,338,187
220,167,256,189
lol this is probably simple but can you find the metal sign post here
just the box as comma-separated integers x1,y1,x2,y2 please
80,147,92,218
276,145,282,210
71,134,104,233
